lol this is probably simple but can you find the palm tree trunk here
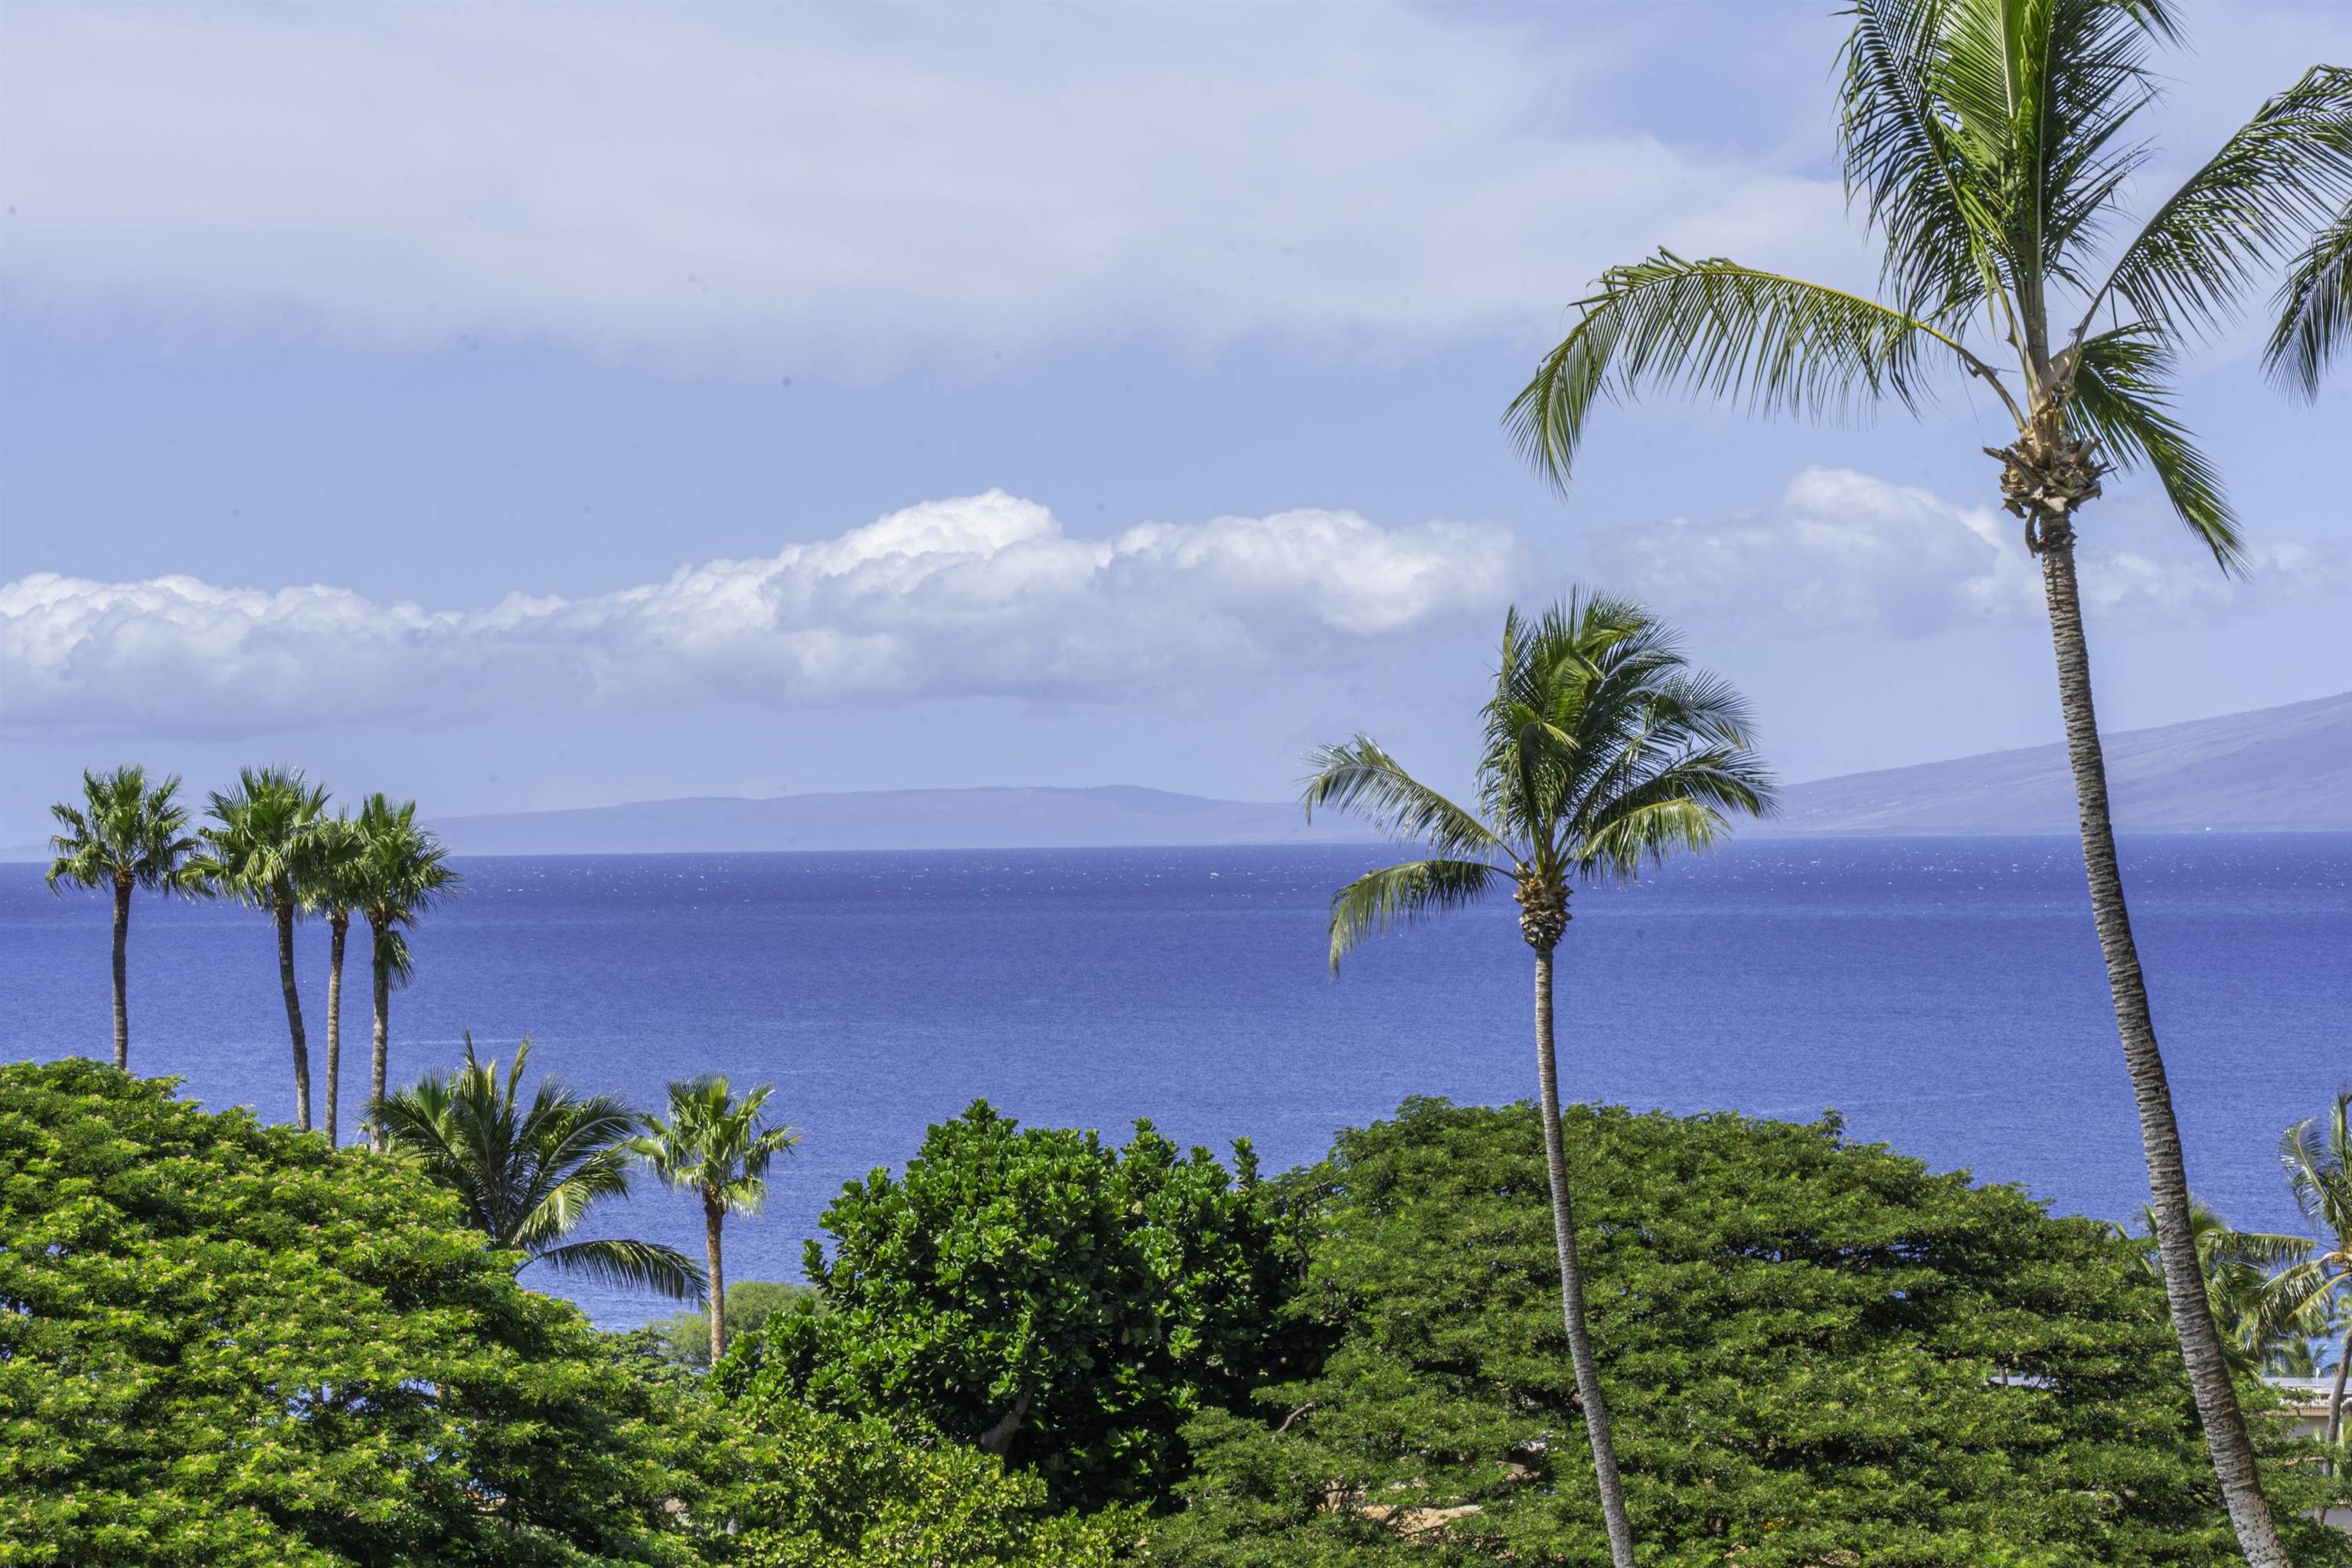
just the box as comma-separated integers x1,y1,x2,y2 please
2328,1327,2351,1448
2040,538,2289,1566
369,932,392,1154
325,914,347,1148
1532,945,1636,1568
275,900,312,1132
704,1193,727,1366
110,878,132,1071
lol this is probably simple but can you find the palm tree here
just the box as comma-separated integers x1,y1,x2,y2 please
298,812,365,1148
1504,14,2349,1558
2274,1093,2352,1450
1301,595,1772,1568
375,1034,704,1300
348,794,459,1153
2269,198,2352,394
188,766,330,1132
632,1077,798,1366
44,766,200,1070
2146,1199,2321,1379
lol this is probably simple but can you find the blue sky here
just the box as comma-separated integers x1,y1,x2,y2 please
3,0,2347,841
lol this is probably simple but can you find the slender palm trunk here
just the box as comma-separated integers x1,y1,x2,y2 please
1532,945,1636,1568
325,913,348,1148
704,1192,727,1365
109,878,132,1070
368,920,392,1153
2040,539,2289,1566
275,898,312,1132
2328,1327,2351,1449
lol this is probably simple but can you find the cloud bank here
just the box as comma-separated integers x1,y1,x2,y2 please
0,4,1842,364
1591,469,2349,637
2,492,1526,738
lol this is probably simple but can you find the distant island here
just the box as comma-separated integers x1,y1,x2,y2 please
5,693,2344,861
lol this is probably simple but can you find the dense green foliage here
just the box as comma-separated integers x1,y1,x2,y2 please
649,1280,822,1367
1148,1099,2348,1567
726,1102,1302,1509
0,1059,717,1566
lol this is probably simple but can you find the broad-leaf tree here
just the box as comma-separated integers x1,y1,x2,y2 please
347,793,459,1152
0,1058,718,1566
727,1103,1301,1511
1301,595,1772,1566
633,1076,798,1365
1504,9,2350,1557
375,1034,705,1301
1147,1099,2350,1567
2274,1093,2352,1452
44,765,199,1070
188,766,331,1132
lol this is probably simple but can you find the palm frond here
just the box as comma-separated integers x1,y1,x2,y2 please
1325,859,1501,975
2069,325,2243,568
2265,198,2352,398
2082,64,2352,344
1506,253,1987,489
1299,737,1502,859
531,1238,707,1303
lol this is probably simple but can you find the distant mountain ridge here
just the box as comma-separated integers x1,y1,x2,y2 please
4,694,2342,860
424,784,1381,855
1769,691,2351,834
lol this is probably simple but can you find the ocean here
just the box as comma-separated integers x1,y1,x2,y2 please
4,835,2347,1328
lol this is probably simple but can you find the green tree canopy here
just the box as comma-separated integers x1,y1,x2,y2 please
1148,1099,2347,1568
724,1102,1302,1511
0,1059,717,1567
650,1280,823,1369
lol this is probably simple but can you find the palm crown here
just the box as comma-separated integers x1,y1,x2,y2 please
2269,1094,2352,1367
350,792,459,985
634,1076,799,1215
1304,594,1774,971
47,766,198,897
1508,1,2351,567
189,766,331,913
375,1034,704,1301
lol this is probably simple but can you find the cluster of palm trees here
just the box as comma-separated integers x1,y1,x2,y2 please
373,1035,796,1361
46,763,456,1149
1315,5,2350,1565
2187,1096,2352,1451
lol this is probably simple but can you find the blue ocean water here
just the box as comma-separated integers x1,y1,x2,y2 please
4,835,2346,1328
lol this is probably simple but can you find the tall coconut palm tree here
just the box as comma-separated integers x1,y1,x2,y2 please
375,1034,704,1300
298,812,365,1148
1302,595,1772,1568
1504,12,2349,1558
188,766,331,1132
44,766,201,1070
2269,198,2352,394
2273,1093,2352,1451
349,794,459,1153
632,1077,798,1366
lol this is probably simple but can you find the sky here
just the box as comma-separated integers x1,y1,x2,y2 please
3,0,2347,841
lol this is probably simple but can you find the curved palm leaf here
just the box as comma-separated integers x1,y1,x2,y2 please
2069,326,2241,567
1325,860,1501,974
2267,200,2352,397
534,1237,707,1300
1300,737,1502,861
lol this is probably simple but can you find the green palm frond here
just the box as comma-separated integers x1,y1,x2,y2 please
2282,1093,2352,1244
2266,199,2352,397
45,766,199,897
1325,860,1502,975
2083,64,2352,344
187,765,331,916
2069,325,2242,568
634,1076,799,1218
1506,253,1984,489
377,1034,689,1298
1299,737,1502,860
534,1238,707,1303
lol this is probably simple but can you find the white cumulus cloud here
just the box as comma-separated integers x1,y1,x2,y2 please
1589,468,2350,636
0,492,1528,738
